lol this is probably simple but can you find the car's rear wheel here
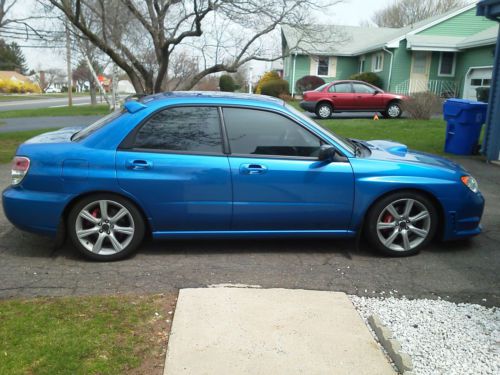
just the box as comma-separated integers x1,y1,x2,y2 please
316,102,333,119
366,192,438,256
68,194,145,261
383,102,402,119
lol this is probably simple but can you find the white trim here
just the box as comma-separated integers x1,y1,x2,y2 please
291,52,297,97
385,3,477,48
438,52,456,77
372,52,384,72
383,48,394,90
462,65,494,99
410,46,459,52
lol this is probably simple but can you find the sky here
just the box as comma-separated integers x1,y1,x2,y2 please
4,0,394,74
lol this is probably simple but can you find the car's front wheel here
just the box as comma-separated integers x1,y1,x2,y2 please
315,102,333,119
68,194,145,261
382,102,402,119
366,192,438,256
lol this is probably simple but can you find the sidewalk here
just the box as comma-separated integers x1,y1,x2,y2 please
164,288,395,375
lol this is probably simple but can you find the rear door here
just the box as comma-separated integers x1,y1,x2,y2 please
352,82,383,110
222,107,354,231
116,106,232,232
328,82,355,110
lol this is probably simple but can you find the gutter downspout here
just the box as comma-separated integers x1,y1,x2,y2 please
291,51,297,97
383,47,394,91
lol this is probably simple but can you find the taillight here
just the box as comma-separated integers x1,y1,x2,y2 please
11,156,30,185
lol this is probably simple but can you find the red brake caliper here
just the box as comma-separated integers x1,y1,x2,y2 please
382,213,393,232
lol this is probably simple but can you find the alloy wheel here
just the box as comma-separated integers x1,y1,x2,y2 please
376,198,431,252
75,200,135,255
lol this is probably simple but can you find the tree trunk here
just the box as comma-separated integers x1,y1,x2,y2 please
89,80,97,105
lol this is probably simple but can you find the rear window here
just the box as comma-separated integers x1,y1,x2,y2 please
72,110,124,141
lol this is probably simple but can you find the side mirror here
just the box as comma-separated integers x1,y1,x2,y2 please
318,145,339,161
373,90,381,95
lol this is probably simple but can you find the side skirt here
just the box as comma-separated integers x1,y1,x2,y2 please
152,230,356,239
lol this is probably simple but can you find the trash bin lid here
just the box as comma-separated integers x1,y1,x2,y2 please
443,98,487,117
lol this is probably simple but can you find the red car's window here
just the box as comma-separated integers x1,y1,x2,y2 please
353,83,376,94
330,83,352,93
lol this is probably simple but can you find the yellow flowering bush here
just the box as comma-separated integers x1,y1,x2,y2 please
0,79,41,94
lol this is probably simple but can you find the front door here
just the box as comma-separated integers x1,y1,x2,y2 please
222,107,354,231
116,106,232,232
410,52,431,93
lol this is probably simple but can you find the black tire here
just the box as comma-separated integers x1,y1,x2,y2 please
385,102,402,119
67,193,145,261
315,102,333,119
365,191,438,257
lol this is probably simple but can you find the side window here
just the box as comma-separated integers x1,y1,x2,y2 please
223,108,323,157
333,83,352,93
133,106,222,153
353,83,376,94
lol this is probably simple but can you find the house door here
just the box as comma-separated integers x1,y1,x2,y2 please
409,52,431,93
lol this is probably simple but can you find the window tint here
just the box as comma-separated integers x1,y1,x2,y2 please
223,108,322,157
332,83,352,93
133,107,222,153
353,83,376,94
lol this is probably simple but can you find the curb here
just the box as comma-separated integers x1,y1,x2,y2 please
368,315,414,374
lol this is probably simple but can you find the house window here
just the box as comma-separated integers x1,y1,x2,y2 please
359,56,366,73
317,57,329,76
439,52,456,77
372,53,384,72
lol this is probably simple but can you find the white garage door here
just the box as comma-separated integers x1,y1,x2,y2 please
464,67,493,101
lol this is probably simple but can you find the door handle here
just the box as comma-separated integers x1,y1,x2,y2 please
126,159,152,170
240,163,267,175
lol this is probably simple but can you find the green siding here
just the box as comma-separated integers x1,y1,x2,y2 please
418,8,496,37
428,52,456,82
336,56,358,81
388,40,412,92
358,50,391,90
455,45,495,97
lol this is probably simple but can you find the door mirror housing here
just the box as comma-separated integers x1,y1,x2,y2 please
318,145,347,162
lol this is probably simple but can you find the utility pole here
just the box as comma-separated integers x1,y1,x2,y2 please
65,22,73,107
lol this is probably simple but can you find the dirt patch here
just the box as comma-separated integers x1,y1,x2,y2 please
128,293,178,375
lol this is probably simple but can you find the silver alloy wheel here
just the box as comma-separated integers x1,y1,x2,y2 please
75,200,135,255
376,198,431,252
318,105,331,118
387,104,401,118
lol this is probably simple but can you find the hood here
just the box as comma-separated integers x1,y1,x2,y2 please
364,139,466,172
23,126,85,144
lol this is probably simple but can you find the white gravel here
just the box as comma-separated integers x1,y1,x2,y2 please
350,296,500,375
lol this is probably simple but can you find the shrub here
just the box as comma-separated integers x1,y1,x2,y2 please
255,70,280,94
402,92,441,120
61,86,77,93
278,93,292,102
349,72,383,89
0,79,41,93
260,79,289,98
219,74,236,92
476,87,489,103
295,75,325,94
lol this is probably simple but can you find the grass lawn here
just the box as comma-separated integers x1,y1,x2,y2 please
0,93,90,101
0,129,57,163
320,118,447,155
0,105,110,119
0,294,177,375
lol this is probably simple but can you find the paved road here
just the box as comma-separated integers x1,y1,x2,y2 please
0,158,498,305
0,116,102,132
0,96,92,111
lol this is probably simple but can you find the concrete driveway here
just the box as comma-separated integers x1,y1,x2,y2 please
0,157,498,305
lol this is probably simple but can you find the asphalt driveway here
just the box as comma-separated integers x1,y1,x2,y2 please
0,157,498,306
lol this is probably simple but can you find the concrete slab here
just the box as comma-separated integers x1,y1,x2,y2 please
164,288,395,375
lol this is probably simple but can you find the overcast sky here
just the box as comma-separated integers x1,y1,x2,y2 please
6,0,393,74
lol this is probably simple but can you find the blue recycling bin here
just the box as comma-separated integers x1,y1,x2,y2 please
443,99,487,155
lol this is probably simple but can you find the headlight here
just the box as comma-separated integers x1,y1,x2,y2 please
461,175,479,193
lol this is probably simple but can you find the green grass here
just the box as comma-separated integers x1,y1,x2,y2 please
0,295,169,375
0,129,57,163
0,105,110,119
0,93,90,101
319,118,447,155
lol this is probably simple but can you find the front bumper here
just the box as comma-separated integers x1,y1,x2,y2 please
2,187,73,237
299,100,317,113
442,190,485,241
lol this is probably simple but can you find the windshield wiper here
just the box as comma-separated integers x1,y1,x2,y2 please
349,139,364,156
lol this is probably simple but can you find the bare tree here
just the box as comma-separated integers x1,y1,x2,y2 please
33,68,65,92
372,0,469,28
43,0,340,94
166,51,199,90
0,0,15,28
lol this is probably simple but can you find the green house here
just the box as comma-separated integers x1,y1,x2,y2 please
282,3,498,100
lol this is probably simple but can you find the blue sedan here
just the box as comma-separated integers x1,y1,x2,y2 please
2,92,484,260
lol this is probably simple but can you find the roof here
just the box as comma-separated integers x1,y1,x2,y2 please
282,3,494,56
0,71,31,83
138,91,285,106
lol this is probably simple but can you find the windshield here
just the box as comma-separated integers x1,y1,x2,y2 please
72,109,125,141
284,103,355,154
314,83,329,92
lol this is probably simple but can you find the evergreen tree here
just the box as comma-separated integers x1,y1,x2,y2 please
0,39,28,74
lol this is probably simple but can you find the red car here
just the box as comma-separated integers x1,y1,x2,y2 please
300,80,407,119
